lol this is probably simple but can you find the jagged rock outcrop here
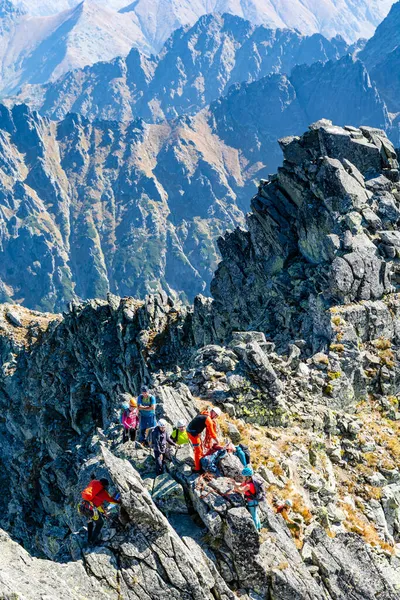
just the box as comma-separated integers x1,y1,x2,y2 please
198,120,399,351
0,529,114,599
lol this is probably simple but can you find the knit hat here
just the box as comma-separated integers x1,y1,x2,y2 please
242,466,254,477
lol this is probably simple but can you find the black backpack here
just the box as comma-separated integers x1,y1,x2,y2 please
238,443,251,465
251,474,266,503
77,500,98,520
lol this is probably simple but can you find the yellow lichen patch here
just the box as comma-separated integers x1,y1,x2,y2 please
328,371,341,380
330,344,345,353
379,348,395,369
372,337,392,350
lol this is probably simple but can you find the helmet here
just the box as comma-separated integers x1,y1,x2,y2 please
99,478,110,488
242,466,254,477
285,499,293,508
122,402,130,410
177,420,186,428
129,398,137,407
158,419,167,427
141,385,149,393
210,406,221,417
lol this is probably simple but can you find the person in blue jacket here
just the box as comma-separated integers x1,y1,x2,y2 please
137,385,157,445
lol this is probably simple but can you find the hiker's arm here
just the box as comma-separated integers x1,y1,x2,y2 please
205,416,219,441
98,490,121,504
232,482,250,494
167,434,177,447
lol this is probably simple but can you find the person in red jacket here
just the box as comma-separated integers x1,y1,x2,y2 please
81,478,120,545
187,407,221,473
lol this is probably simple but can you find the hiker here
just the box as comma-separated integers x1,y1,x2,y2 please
187,407,221,473
79,478,121,545
232,466,264,531
274,498,302,537
151,419,177,475
171,420,189,445
121,397,139,443
137,385,157,445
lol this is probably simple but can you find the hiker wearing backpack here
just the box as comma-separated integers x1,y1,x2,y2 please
121,397,139,443
137,385,157,445
187,407,221,473
79,478,121,545
151,419,178,475
171,420,189,445
232,466,265,531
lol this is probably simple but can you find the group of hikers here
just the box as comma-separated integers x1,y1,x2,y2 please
79,385,267,545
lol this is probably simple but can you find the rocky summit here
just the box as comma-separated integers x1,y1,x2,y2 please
2,120,400,598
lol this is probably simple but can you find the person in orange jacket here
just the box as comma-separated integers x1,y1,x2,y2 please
81,478,121,545
186,407,221,473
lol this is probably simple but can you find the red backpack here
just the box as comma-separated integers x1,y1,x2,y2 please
81,480,103,502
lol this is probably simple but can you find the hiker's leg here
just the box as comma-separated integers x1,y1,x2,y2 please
87,520,94,543
139,427,147,443
91,514,104,544
130,428,136,442
155,451,164,475
248,502,261,531
188,434,202,470
123,428,128,443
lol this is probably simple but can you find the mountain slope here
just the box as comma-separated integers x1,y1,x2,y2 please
17,13,352,123
359,1,400,113
0,0,149,95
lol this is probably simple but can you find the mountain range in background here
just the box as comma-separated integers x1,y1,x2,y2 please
16,13,356,123
0,0,393,95
0,53,389,311
0,1,400,311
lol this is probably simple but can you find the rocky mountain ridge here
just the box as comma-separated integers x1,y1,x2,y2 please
2,120,400,598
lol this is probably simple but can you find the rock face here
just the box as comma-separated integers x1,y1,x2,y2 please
200,120,399,351
19,14,352,123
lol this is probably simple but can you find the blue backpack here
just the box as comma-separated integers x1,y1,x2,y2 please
200,450,227,475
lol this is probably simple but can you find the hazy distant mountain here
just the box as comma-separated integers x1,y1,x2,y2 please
359,1,400,113
0,0,149,95
0,0,393,97
10,0,394,45
17,14,354,123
